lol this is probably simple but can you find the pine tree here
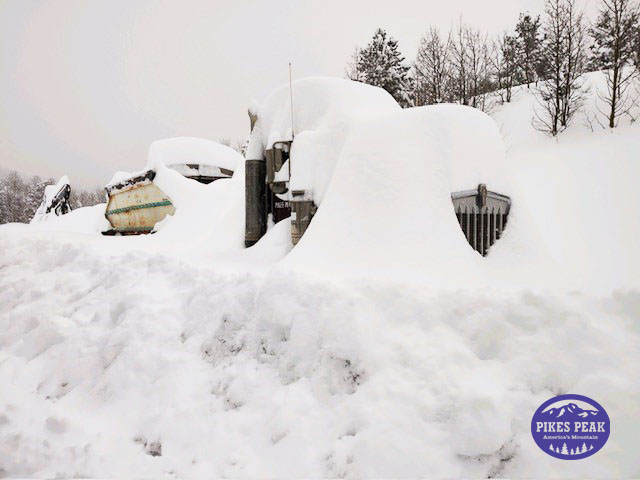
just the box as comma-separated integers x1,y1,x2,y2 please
561,442,569,455
347,28,413,107
582,442,588,453
492,32,520,103
515,13,543,86
549,443,555,451
590,0,640,128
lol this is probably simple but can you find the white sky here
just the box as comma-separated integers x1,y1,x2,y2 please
0,0,551,188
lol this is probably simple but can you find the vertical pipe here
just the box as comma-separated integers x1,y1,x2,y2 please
245,159,267,247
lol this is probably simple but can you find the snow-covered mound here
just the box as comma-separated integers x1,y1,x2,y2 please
0,73,639,478
284,104,530,288
247,76,400,205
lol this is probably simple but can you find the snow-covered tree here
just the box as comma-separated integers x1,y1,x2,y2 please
590,0,640,127
534,0,589,135
515,13,544,86
346,28,413,107
0,171,28,224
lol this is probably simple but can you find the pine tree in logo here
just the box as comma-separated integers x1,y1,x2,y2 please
561,443,569,455
570,448,574,455
549,443,554,452
581,442,588,453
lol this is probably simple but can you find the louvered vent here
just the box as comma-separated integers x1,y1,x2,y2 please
451,184,511,256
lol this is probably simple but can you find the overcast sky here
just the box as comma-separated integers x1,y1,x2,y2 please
0,0,552,188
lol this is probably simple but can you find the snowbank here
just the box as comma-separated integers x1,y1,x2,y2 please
1,73,639,478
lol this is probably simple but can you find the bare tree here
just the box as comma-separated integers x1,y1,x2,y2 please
413,27,452,105
534,0,588,135
450,19,494,111
345,47,364,81
590,0,640,127
451,19,471,105
465,27,493,111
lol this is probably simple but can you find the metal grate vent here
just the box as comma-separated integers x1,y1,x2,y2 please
451,184,511,256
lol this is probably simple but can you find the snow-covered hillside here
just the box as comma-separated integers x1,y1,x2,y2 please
0,74,639,478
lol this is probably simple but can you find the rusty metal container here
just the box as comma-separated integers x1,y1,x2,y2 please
103,170,176,235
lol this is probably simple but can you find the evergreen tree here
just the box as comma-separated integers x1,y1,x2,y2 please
561,442,569,455
589,0,640,128
492,32,520,103
346,29,413,107
515,13,544,86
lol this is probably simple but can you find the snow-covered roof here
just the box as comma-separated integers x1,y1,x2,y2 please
148,137,242,172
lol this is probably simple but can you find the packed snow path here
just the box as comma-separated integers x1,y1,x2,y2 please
1,231,638,478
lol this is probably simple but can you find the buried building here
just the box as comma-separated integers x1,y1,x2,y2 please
244,77,511,257
103,137,242,235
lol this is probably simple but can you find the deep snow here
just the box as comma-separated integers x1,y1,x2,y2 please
0,74,639,478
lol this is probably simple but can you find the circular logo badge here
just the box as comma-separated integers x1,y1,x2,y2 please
531,394,610,460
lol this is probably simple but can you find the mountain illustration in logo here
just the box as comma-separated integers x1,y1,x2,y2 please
542,402,600,420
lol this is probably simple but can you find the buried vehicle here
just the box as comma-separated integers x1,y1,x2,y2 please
30,176,73,223
103,137,242,235
244,78,401,247
244,77,512,256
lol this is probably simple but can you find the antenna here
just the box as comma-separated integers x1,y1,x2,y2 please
289,62,294,140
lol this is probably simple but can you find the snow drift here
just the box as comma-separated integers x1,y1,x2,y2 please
0,73,639,478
